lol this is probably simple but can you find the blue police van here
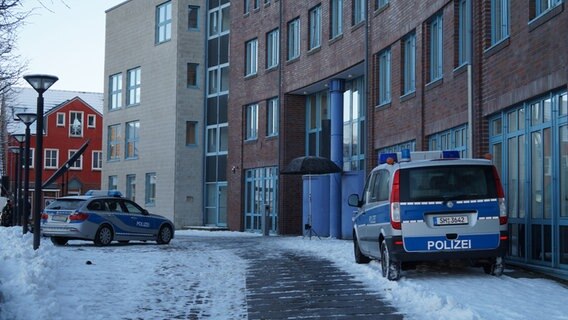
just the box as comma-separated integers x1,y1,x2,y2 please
348,150,508,280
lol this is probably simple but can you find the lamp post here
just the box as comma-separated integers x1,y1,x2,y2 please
23,74,58,250
8,145,20,227
11,134,25,227
16,113,37,235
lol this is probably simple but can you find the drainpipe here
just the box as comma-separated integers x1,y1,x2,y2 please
329,79,344,238
467,0,474,158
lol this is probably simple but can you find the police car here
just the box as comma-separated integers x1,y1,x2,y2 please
348,150,508,280
41,190,175,246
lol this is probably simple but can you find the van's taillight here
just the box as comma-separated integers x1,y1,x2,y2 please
390,170,401,230
69,212,89,222
492,166,508,225
41,213,49,220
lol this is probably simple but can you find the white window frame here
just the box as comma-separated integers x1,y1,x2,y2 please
403,33,416,95
429,13,443,82
92,151,102,170
490,0,509,45
156,1,172,44
352,0,365,25
245,38,258,77
266,29,279,69
267,97,279,137
56,113,65,127
108,124,121,161
378,49,391,105
145,172,157,206
309,5,322,50
69,111,84,137
287,18,300,60
330,0,343,39
44,149,59,169
127,67,141,106
125,120,140,159
246,104,259,140
87,114,96,128
68,150,83,170
109,73,122,110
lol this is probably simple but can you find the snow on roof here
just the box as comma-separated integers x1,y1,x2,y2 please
4,87,103,135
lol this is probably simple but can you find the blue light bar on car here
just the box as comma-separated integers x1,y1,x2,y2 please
379,153,398,164
442,150,460,159
85,190,123,197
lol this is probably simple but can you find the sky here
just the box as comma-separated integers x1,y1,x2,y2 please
15,0,126,93
1,227,568,320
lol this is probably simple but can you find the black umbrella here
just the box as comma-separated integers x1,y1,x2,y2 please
280,156,342,175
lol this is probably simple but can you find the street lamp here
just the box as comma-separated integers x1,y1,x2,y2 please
23,73,57,250
8,145,20,227
16,113,37,235
12,133,25,227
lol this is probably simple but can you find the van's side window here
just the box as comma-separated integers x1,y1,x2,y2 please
368,172,380,202
377,170,390,201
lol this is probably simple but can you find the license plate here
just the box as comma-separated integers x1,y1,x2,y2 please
51,215,68,222
434,216,468,226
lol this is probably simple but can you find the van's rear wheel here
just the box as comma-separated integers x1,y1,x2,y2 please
353,237,371,264
380,240,401,281
483,257,504,276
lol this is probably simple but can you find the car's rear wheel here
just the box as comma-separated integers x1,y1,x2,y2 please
353,236,371,264
94,225,113,246
380,240,401,281
156,225,173,245
483,257,504,276
51,237,68,246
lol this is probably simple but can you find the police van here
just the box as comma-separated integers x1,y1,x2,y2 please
348,150,508,280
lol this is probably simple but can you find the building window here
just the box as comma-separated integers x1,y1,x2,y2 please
145,173,157,206
534,0,562,17
244,0,250,14
209,5,229,39
188,5,199,30
156,1,172,44
309,5,322,50
108,175,118,191
126,174,136,201
187,63,198,87
56,113,65,126
125,121,140,159
109,73,122,110
330,0,343,39
378,48,391,105
287,18,300,60
69,111,83,137
266,29,279,69
491,0,509,45
352,0,365,26
428,125,468,157
457,0,470,66
267,97,279,137
87,115,96,128
107,124,121,161
246,103,258,140
306,91,329,157
253,0,259,10
68,150,83,170
402,32,416,95
186,121,198,145
245,38,258,76
378,140,416,154
127,68,141,106
92,151,102,170
343,77,365,171
375,0,389,11
429,13,443,82
244,167,278,232
45,149,58,169
207,125,228,154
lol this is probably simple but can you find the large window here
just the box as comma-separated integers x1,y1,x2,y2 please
309,5,322,50
378,48,391,105
156,1,172,44
330,0,343,39
68,150,83,170
266,29,279,69
429,13,443,82
125,121,140,159
45,149,58,169
267,97,279,137
287,18,300,60
306,91,329,157
245,38,258,76
352,0,365,25
208,4,230,38
109,73,122,110
490,0,509,45
343,77,365,171
402,32,416,95
145,173,157,206
69,111,83,137
107,124,121,161
244,167,278,233
208,65,229,96
457,0,470,66
127,67,141,106
428,125,468,157
246,104,258,140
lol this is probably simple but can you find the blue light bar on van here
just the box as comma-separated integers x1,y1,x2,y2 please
442,150,460,159
85,190,123,197
379,153,398,164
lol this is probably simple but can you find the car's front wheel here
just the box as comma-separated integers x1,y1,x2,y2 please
51,237,68,246
94,225,113,246
380,240,401,281
156,225,173,245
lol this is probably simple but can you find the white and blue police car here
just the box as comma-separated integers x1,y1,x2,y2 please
348,150,508,280
41,190,175,246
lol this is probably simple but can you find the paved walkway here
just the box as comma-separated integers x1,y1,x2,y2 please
243,249,402,319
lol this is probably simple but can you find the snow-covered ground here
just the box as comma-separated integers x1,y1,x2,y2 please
1,227,567,320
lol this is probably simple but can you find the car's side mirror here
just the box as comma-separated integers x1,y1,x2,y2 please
142,209,149,215
348,194,362,207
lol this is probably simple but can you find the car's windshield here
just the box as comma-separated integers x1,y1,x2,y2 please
399,165,498,202
45,199,85,210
